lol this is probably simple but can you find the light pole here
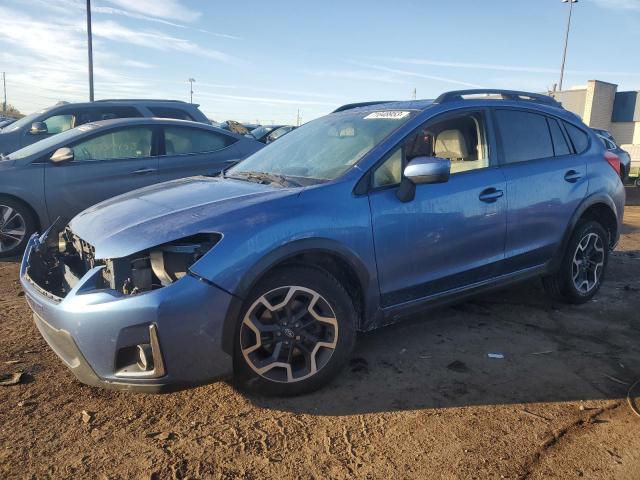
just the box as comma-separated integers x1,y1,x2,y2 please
188,78,195,104
558,0,578,92
86,0,94,101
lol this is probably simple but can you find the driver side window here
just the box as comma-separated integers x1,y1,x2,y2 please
71,127,153,162
371,111,489,188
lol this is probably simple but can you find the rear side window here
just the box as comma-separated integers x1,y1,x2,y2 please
71,127,153,161
495,110,553,164
547,118,571,156
95,106,142,121
149,107,194,121
164,126,235,155
564,122,589,153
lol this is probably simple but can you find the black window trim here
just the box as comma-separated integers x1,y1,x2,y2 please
158,125,239,157
562,120,592,155
491,106,586,166
366,107,497,193
545,116,573,159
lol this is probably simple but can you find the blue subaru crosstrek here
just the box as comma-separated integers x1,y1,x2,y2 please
20,90,625,395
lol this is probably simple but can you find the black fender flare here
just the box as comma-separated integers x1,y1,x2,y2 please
548,193,618,272
220,238,375,355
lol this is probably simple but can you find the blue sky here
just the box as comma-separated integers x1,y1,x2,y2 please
1,0,639,124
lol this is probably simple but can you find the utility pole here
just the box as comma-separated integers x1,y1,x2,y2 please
86,0,95,101
2,72,6,116
558,0,578,92
296,109,301,126
412,88,417,100
188,78,195,103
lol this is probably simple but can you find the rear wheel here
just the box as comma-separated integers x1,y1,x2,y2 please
542,221,609,304
234,265,357,396
0,198,36,258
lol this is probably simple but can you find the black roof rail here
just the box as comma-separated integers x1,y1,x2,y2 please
332,101,396,113
93,99,189,103
434,89,561,107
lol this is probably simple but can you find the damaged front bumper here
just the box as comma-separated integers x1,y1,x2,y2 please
20,232,234,392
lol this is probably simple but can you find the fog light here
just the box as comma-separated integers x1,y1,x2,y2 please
137,344,153,371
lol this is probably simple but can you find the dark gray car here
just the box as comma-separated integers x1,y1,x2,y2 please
0,99,211,155
597,134,631,182
0,117,263,256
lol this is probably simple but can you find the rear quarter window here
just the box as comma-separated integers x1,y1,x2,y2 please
149,107,194,121
564,122,589,153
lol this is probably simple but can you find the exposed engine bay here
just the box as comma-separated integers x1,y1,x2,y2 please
26,226,220,299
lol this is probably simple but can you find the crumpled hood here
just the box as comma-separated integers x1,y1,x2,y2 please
69,176,295,259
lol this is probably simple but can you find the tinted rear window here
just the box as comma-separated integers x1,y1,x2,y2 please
149,107,194,121
495,110,553,164
547,118,571,156
564,122,589,153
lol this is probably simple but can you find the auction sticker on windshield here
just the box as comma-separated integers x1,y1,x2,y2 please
364,111,411,120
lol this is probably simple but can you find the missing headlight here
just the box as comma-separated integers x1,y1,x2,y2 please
111,233,221,295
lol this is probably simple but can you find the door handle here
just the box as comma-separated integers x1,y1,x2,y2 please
564,170,582,183
479,187,504,203
130,167,157,175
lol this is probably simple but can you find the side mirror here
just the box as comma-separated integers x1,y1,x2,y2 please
50,147,74,164
29,122,48,135
396,156,451,202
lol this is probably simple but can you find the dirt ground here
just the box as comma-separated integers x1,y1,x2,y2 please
1,189,640,480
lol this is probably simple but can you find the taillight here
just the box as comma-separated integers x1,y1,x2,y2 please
605,151,621,176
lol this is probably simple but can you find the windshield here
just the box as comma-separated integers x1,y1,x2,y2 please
250,126,275,139
228,110,415,182
6,125,91,160
3,108,51,133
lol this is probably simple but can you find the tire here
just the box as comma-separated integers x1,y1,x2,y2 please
234,264,357,396
0,197,37,258
542,221,609,304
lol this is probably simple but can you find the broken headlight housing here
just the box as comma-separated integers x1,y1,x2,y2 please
101,233,222,295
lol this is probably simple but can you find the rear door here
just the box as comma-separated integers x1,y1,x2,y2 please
494,109,588,272
157,125,242,182
44,125,160,223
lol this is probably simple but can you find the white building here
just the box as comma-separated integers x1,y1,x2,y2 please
552,80,640,161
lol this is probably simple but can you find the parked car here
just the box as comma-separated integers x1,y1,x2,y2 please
0,118,262,257
597,134,631,182
248,125,285,143
0,117,17,129
219,121,259,135
592,128,616,144
21,89,624,396
266,125,296,143
0,99,210,155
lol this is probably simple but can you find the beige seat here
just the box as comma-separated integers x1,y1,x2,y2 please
434,129,468,161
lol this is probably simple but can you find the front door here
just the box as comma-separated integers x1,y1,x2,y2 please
44,125,159,223
368,109,507,308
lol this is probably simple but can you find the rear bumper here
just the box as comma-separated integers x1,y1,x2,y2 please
20,235,234,392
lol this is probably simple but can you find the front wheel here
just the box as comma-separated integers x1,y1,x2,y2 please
542,220,609,304
234,265,357,396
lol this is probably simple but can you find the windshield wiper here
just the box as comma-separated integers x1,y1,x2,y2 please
226,171,301,187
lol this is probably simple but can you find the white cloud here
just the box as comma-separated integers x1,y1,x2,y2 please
591,0,640,11
91,20,239,63
350,62,483,88
104,0,201,22
304,69,408,85
374,57,640,77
